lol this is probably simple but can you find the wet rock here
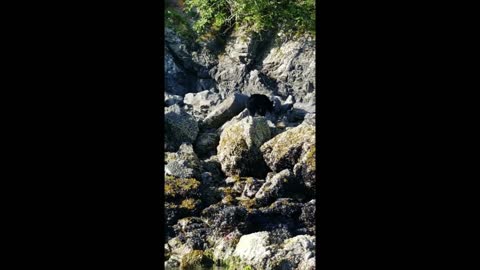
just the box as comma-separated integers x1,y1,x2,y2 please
203,92,249,129
217,116,272,177
165,104,199,152
260,123,315,173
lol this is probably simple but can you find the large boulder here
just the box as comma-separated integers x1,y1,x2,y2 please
260,123,315,173
217,116,272,178
184,89,221,119
230,231,274,270
202,92,249,129
165,104,199,152
226,232,315,270
260,33,316,100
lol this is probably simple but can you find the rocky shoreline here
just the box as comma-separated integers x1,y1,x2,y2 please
165,20,316,270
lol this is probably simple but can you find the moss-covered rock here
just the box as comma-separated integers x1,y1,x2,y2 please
165,104,199,152
217,116,272,178
165,175,201,199
293,144,316,193
254,169,293,207
260,123,315,173
165,143,202,179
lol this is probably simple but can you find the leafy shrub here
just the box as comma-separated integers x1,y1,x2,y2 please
184,0,315,36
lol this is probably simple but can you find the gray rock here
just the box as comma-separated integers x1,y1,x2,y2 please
255,169,293,207
231,232,273,269
165,92,184,107
241,178,264,198
165,143,202,179
260,123,315,173
165,104,199,152
217,116,272,177
268,235,316,270
203,92,249,129
184,90,221,117
194,132,219,158
303,113,316,126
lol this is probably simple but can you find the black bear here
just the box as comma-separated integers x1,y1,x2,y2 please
246,94,274,116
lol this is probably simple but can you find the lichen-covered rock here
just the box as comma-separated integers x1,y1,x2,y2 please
260,123,315,173
165,104,199,152
165,175,201,199
303,112,316,126
217,116,272,178
225,232,315,270
208,229,243,266
203,92,249,129
267,235,316,270
165,143,202,179
184,89,221,119
194,132,219,158
255,169,293,207
293,143,316,193
260,34,315,100
230,231,273,270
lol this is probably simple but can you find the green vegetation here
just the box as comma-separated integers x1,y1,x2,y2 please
165,175,201,198
165,4,196,40
180,198,198,209
184,0,315,36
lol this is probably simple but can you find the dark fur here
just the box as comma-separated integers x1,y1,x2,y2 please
247,94,273,116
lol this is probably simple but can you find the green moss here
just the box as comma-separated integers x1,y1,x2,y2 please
304,145,316,170
180,198,197,210
180,249,214,269
239,198,257,210
165,176,200,198
180,250,204,269
261,125,315,162
223,194,235,205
